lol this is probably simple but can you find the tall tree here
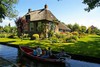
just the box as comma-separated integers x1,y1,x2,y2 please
72,23,80,32
10,26,17,34
87,27,92,34
3,25,11,33
0,26,3,33
0,0,18,22
90,25,99,34
80,26,87,33
15,17,27,36
67,24,73,31
83,0,100,12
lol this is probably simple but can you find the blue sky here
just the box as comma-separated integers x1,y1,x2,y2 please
0,0,100,29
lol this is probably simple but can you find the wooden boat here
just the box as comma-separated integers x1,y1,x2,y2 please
19,46,71,67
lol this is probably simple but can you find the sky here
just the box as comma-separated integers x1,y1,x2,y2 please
0,0,100,29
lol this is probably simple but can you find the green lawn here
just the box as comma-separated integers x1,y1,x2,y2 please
0,35,100,58
62,35,100,58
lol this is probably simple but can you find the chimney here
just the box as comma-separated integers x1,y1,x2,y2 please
44,4,48,10
28,8,31,13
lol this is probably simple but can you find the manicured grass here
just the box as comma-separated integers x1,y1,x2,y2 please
0,35,100,58
62,35,100,58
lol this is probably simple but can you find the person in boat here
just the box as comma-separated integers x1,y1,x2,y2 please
46,47,52,56
33,47,37,56
41,47,53,58
42,48,47,55
56,49,67,58
41,48,49,58
36,46,42,56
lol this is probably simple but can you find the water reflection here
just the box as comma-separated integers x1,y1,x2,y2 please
0,44,18,63
18,56,65,67
67,59,100,67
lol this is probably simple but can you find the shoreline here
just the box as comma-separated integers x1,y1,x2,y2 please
0,42,100,64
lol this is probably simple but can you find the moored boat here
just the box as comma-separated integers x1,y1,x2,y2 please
19,46,71,67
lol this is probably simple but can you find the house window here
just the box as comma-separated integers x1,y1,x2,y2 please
26,15,30,22
30,22,34,31
59,29,63,32
49,22,55,31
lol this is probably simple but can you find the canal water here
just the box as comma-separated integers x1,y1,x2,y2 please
0,44,100,67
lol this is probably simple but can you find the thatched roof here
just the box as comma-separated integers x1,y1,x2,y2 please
58,22,71,31
25,5,58,22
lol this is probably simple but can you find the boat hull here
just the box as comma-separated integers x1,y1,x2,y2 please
19,46,66,66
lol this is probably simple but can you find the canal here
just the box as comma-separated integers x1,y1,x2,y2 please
0,44,100,67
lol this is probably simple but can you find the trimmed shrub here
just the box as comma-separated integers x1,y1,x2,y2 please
32,34,39,40
66,35,78,43
72,31,79,36
41,39,51,43
49,36,59,43
55,33,66,38
79,33,87,38
55,33,60,38
66,39,76,43
59,38,66,43
13,36,19,39
66,32,71,36
71,35,78,40
40,33,45,39
23,34,29,38
48,30,54,37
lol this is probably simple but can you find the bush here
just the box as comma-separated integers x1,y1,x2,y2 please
97,33,100,35
49,36,59,43
66,39,76,43
59,38,66,43
32,34,39,40
22,34,30,39
66,35,78,43
23,34,29,38
55,33,66,39
48,30,54,37
8,35,14,38
13,36,19,39
79,33,86,38
72,31,79,36
0,34,5,38
41,39,51,43
40,33,45,39
66,32,71,36
71,35,78,40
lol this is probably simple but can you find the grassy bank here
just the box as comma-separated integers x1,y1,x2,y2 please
62,35,100,58
0,35,100,58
